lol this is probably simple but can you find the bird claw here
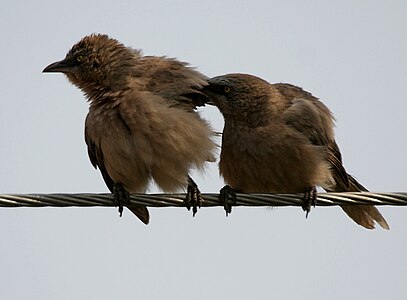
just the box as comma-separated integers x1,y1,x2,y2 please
184,177,202,217
302,186,317,218
113,183,130,217
219,185,237,216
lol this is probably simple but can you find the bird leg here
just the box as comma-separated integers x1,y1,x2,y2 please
185,176,202,217
219,185,238,216
113,183,130,217
302,186,317,218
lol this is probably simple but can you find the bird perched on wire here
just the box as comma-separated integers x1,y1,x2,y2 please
202,73,389,230
43,34,217,224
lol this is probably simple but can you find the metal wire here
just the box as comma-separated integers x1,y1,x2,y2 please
0,192,406,208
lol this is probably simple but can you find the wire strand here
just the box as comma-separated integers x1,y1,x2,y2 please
0,192,406,208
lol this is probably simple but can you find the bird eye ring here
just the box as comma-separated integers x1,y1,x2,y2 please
76,55,83,62
224,86,231,93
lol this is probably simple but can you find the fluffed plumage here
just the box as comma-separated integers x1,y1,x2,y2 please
43,34,217,224
203,73,389,230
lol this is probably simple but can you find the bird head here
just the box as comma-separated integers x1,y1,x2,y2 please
202,73,272,124
43,34,139,91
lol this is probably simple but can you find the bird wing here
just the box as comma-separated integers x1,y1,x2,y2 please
85,112,150,224
141,57,210,110
275,83,350,190
276,84,390,229
84,114,115,192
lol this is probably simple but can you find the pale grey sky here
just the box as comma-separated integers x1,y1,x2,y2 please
1,1,406,299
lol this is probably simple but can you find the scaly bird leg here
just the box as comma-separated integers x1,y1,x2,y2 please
302,186,317,218
219,185,238,217
113,183,130,217
185,176,202,217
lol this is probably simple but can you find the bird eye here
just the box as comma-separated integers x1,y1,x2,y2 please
76,55,84,62
224,86,231,93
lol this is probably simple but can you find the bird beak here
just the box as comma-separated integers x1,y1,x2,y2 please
43,58,74,74
200,85,218,106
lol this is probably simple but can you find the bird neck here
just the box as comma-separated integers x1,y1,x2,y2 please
79,81,128,107
223,106,274,129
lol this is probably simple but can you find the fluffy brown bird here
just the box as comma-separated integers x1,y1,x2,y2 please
43,34,217,224
203,73,389,230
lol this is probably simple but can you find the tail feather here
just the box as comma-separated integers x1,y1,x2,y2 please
339,175,389,230
127,204,150,225
340,205,389,230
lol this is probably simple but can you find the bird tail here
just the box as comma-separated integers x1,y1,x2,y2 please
339,175,389,230
127,204,150,225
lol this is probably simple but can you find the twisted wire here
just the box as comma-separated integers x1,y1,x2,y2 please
0,192,406,208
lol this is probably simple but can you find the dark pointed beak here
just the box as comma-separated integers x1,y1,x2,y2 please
43,58,74,73
200,84,217,106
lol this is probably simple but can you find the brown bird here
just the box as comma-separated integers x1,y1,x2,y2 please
43,34,217,224
203,73,389,230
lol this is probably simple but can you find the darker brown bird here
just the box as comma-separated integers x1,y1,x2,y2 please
43,34,217,224
203,73,389,230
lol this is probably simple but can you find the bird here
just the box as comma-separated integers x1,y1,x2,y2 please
43,34,217,224
202,73,389,230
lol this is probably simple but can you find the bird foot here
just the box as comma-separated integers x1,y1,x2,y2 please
219,185,237,216
184,177,202,217
302,186,317,218
113,183,130,217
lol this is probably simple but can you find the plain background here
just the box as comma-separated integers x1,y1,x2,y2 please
1,1,406,299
